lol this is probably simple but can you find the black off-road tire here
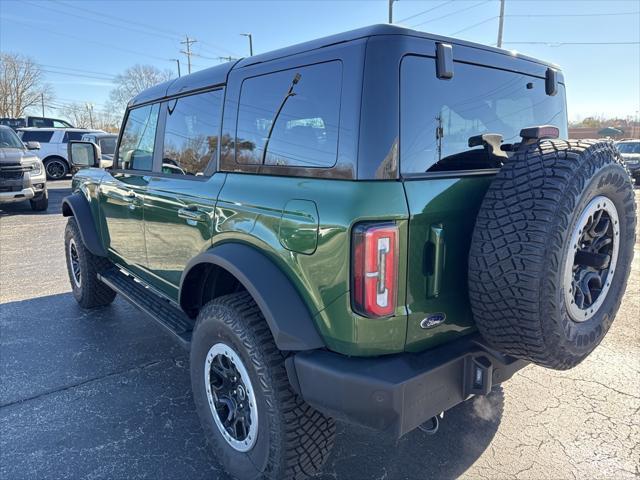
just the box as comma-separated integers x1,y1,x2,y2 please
30,189,48,211
64,217,116,308
190,292,336,480
469,140,636,370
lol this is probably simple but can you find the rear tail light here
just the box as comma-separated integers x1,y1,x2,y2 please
352,222,399,318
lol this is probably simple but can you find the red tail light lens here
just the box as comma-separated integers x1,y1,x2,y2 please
352,223,398,318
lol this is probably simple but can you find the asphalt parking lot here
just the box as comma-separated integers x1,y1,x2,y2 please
1,180,638,480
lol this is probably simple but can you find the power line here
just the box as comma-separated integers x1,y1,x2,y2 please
450,16,498,36
22,0,180,42
8,17,171,62
506,11,640,17
54,0,183,40
395,1,454,24
411,0,493,28
503,41,640,46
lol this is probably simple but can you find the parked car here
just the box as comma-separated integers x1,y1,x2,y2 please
0,116,74,130
62,24,636,480
77,132,117,170
616,139,640,184
0,125,48,211
17,127,104,180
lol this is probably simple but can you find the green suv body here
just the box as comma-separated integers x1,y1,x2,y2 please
63,24,635,480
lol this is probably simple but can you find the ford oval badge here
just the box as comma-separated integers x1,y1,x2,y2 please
420,313,446,329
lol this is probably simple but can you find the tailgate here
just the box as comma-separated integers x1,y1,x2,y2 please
402,174,494,352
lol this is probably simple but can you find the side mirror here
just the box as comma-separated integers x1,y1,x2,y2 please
25,141,40,150
68,141,101,169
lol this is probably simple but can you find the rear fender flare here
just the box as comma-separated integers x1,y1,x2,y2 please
61,193,107,257
180,243,325,351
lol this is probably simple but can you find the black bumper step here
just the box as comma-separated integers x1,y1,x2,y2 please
98,267,194,347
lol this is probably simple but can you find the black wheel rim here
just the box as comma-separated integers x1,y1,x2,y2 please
564,195,619,322
68,239,81,288
204,343,258,451
46,161,65,179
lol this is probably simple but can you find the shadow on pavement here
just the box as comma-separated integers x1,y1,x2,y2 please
1,292,503,479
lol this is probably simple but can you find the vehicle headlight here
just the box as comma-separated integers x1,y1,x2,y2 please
30,160,43,176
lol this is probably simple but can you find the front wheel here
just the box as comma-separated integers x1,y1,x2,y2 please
64,217,116,308
190,292,335,480
30,189,48,211
44,157,68,180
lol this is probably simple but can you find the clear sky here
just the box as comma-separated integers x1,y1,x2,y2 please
1,0,639,122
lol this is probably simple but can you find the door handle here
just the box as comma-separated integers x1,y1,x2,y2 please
124,191,136,199
178,206,208,223
427,224,445,298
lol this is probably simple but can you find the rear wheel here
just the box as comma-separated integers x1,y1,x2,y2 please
64,217,116,308
190,292,335,480
469,140,636,369
44,157,68,180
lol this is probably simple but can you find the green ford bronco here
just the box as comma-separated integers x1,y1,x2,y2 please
63,25,636,480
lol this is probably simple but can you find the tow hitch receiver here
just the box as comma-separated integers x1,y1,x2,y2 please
463,355,493,397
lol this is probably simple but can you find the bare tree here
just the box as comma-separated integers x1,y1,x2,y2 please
59,102,92,128
58,102,122,132
109,64,173,113
0,53,53,117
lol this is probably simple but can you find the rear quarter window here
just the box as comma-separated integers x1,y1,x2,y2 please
235,61,342,168
400,55,568,175
19,130,54,143
63,131,90,143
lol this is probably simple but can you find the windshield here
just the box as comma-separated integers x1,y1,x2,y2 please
99,137,116,155
0,127,25,149
616,142,640,154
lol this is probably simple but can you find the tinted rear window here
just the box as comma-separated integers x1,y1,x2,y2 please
235,61,342,168
19,130,54,143
400,56,568,174
63,131,90,143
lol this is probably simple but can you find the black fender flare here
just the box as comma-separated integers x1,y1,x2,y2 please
180,243,325,351
61,193,107,257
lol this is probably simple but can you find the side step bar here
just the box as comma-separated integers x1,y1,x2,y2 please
98,267,194,348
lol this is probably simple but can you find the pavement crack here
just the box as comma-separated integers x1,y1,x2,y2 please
0,358,169,409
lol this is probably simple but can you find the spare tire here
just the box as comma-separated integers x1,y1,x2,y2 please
469,140,636,370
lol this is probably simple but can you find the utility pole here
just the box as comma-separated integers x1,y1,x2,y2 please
85,103,94,128
388,0,396,23
172,58,181,77
41,93,45,117
240,33,253,56
497,0,506,48
180,35,197,74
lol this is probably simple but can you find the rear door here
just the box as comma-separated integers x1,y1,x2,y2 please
400,54,568,352
143,88,225,300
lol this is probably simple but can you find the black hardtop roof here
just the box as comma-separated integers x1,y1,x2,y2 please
129,23,560,107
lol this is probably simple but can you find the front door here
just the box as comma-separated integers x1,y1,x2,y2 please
143,89,226,300
99,103,160,277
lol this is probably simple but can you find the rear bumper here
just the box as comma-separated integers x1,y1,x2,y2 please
289,334,526,438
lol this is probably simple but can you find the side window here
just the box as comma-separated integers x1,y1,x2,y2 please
20,130,54,143
62,131,87,143
400,56,568,174
161,89,223,176
117,103,160,171
236,61,342,168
